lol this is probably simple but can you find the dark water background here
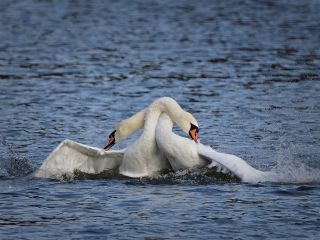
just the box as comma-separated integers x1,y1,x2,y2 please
0,0,320,239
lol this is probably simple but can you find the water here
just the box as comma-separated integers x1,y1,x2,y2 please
0,0,320,239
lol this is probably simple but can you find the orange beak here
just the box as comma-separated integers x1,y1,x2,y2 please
104,136,115,151
189,129,199,143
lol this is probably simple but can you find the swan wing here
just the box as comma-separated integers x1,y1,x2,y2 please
34,139,124,178
197,144,272,183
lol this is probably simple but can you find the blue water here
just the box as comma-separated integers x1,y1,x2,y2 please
1,0,320,239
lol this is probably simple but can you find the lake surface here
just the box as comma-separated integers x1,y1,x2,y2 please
0,0,320,239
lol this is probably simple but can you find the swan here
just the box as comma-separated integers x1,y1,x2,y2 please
35,97,273,183
35,97,200,178
156,113,274,183
104,97,200,177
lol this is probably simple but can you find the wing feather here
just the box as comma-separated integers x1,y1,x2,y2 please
34,139,124,178
197,144,272,183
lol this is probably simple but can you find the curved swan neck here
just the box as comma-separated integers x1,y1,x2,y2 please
149,97,198,134
114,97,198,141
115,109,145,141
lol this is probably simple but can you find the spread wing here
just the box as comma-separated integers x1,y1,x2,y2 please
34,139,124,178
197,144,273,183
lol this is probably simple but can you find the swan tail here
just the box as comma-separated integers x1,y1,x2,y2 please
34,139,124,178
197,144,271,183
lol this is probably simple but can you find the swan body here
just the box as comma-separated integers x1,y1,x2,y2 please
156,114,207,171
117,97,199,177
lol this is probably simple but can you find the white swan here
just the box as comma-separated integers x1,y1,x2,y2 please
35,97,274,183
35,97,200,178
105,97,200,177
156,113,274,183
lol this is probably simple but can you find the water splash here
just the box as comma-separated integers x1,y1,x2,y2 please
127,168,240,185
33,161,320,184
32,140,319,184
270,163,320,184
0,139,34,178
269,143,320,184
37,166,240,185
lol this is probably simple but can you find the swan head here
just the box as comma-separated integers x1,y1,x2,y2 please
104,117,141,150
104,126,130,150
177,111,199,143
189,122,199,143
